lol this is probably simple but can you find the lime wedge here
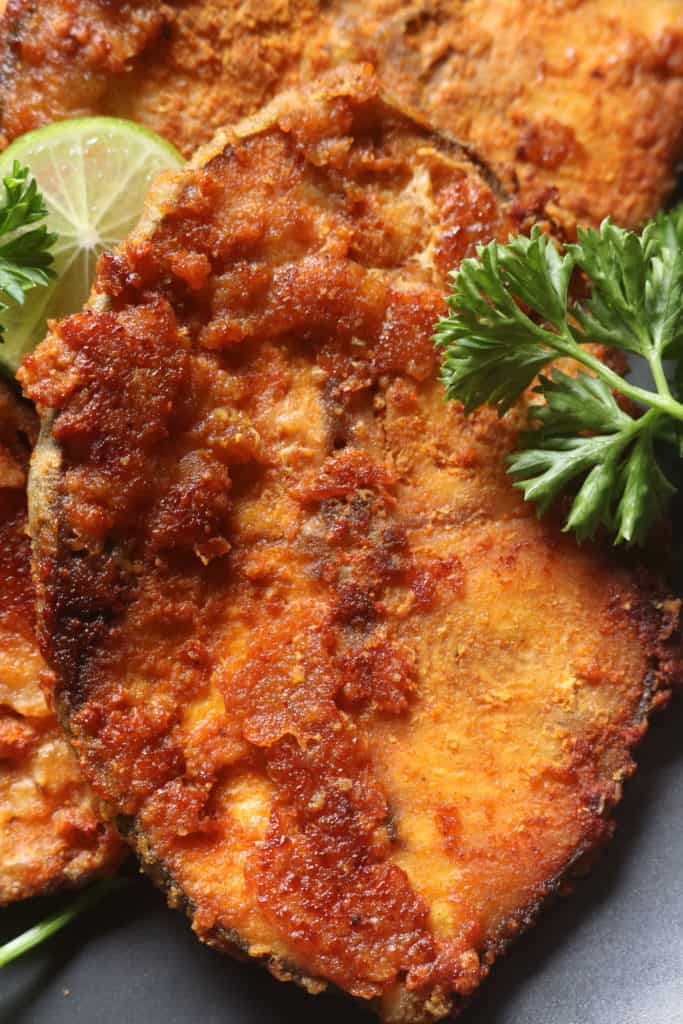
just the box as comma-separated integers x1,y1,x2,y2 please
0,118,183,373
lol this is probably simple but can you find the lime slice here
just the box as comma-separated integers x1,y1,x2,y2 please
0,117,183,373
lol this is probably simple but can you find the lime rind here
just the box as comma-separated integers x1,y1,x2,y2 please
0,117,183,374
0,117,183,173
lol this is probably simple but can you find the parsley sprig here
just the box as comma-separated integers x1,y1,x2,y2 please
434,208,683,545
0,878,126,968
0,160,55,336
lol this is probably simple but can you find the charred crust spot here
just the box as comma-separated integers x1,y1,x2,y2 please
514,116,583,171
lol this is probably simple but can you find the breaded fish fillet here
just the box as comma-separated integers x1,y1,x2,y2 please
20,68,682,1020
0,380,121,905
1,0,683,230
311,0,683,231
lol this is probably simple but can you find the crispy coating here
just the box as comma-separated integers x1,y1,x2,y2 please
21,68,682,1019
312,0,683,231
0,380,121,905
0,0,313,150
1,1,683,229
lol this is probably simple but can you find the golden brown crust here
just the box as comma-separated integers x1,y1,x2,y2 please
2,1,683,229
20,68,682,1018
0,0,313,149
0,380,122,906
313,0,683,232
0,0,169,146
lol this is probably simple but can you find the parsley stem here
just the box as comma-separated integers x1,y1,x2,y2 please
554,337,683,423
650,356,673,400
623,407,662,440
0,877,125,968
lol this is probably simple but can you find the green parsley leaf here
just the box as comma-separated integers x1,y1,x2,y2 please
435,205,683,545
0,161,56,337
510,433,624,522
434,228,574,414
570,218,683,363
528,369,631,436
615,431,676,546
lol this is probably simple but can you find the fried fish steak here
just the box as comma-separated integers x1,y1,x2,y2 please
2,1,683,229
0,380,121,905
310,0,683,231
20,67,682,1019
0,0,314,151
